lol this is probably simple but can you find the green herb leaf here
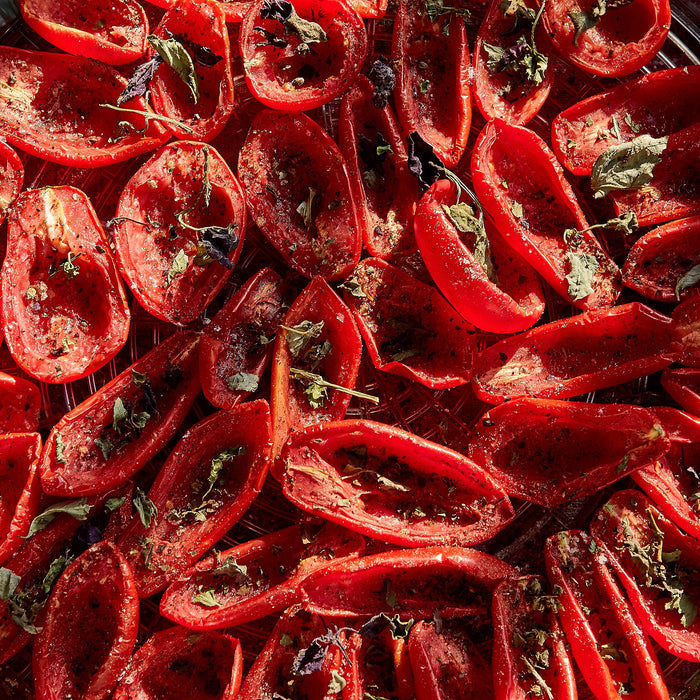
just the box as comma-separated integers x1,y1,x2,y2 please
56,252,82,279
283,320,325,357
133,487,158,528
212,556,248,579
591,134,669,198
166,248,189,286
424,0,471,22
511,200,524,219
55,432,67,464
94,436,113,460
24,499,92,538
192,589,222,607
41,555,69,595
284,8,328,45
566,251,599,301
675,264,700,300
442,202,497,283
338,276,366,298
569,0,606,46
147,35,199,102
280,632,294,646
131,369,149,386
0,568,20,601
105,497,126,512
290,367,379,405
296,187,318,228
385,580,397,609
611,114,622,140
225,372,260,393
112,398,130,432
201,447,247,501
328,670,346,694
624,113,642,133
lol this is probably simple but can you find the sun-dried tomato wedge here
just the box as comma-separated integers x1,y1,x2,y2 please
270,277,363,462
39,332,200,496
200,267,288,409
0,139,23,224
0,46,170,167
673,296,700,368
342,257,477,389
661,367,700,418
471,119,621,310
1,186,131,384
591,490,700,663
471,302,679,403
469,398,670,506
116,399,272,597
281,419,514,548
0,433,41,565
33,540,139,700
160,521,364,629
393,0,471,167
113,141,246,326
113,627,243,700
240,0,368,111
18,0,149,65
0,372,40,434
238,109,362,281
148,0,234,141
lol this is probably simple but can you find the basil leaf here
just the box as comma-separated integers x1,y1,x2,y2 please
55,432,67,464
24,499,92,539
0,568,20,601
424,0,471,22
105,496,126,512
212,556,248,579
566,252,599,301
407,132,445,191
338,276,366,298
591,134,668,198
261,0,327,45
192,589,222,607
94,436,113,460
367,57,395,109
225,372,260,393
194,224,239,269
147,35,199,103
133,487,158,528
167,248,189,286
296,187,318,229
291,639,326,675
569,0,606,46
283,319,325,357
117,56,163,105
201,447,247,502
675,264,700,300
41,555,69,595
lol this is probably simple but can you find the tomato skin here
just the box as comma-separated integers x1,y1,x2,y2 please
200,267,287,409
160,521,364,630
551,66,700,175
347,0,388,17
469,398,670,507
33,540,139,700
0,46,170,167
607,123,700,227
591,490,700,663
623,217,700,303
491,575,576,700
301,547,517,619
0,433,41,565
240,0,368,112
471,302,679,403
149,0,234,141
343,257,477,389
18,0,148,65
0,372,41,433
281,419,514,548
661,367,700,418
471,119,621,310
144,0,253,23
407,621,494,700
338,75,421,262
2,186,131,384
414,179,545,333
238,110,362,281
270,277,362,463
633,407,700,540
113,627,243,700
0,139,23,224
393,0,471,168
114,141,246,326
116,399,272,597
472,0,553,125
542,0,671,77
545,530,669,700
673,295,700,368
39,332,201,497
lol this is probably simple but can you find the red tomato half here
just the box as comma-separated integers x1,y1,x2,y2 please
551,66,700,175
393,0,471,167
39,332,200,496
113,627,243,700
114,141,246,325
18,0,148,65
471,119,621,310
623,216,700,302
149,0,234,141
0,372,40,433
469,399,670,507
0,139,23,224
343,257,477,389
0,46,170,167
661,367,700,417
0,433,41,565
143,0,252,23
116,399,272,597
543,0,671,77
240,0,368,111
238,110,362,281
1,187,131,384
281,419,514,548
33,540,139,700
673,295,700,367
414,179,545,333
591,490,700,663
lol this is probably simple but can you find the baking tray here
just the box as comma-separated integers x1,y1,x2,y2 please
0,0,698,697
